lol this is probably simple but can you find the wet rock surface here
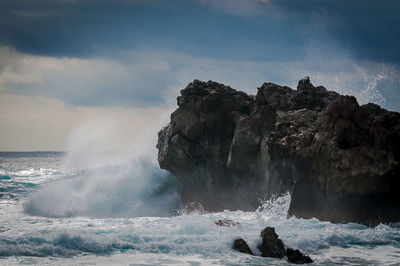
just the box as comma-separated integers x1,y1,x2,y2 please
232,238,253,255
257,227,286,258
286,248,313,264
231,227,313,263
214,219,241,227
157,78,400,225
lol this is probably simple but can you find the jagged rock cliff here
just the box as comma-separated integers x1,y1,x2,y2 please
157,78,400,225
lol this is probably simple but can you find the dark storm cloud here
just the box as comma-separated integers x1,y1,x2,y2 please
0,0,399,111
1,0,399,151
0,0,303,61
0,0,399,63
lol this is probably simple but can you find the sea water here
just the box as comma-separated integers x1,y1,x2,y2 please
1,152,400,265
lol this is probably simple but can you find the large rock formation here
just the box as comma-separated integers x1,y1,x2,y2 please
157,78,400,225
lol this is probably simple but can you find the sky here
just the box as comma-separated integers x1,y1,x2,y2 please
0,0,399,151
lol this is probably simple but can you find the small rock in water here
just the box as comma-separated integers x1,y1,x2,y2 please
232,238,253,255
214,219,241,227
257,227,286,258
181,201,206,214
286,248,313,264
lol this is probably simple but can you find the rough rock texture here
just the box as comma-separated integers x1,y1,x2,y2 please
232,238,253,255
257,227,286,258
157,80,264,211
285,95,400,225
157,78,400,225
214,219,241,227
286,248,313,264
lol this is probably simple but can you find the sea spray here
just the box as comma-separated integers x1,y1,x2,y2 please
3,190,400,265
24,119,182,218
23,159,181,218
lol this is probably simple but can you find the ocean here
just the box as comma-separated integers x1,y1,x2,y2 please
1,151,400,265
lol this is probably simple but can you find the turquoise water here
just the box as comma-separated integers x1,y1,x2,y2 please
1,152,400,265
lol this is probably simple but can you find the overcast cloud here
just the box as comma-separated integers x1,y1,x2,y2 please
0,0,399,150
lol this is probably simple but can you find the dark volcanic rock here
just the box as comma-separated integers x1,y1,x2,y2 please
157,80,265,211
257,227,286,258
232,238,253,255
256,76,339,111
286,248,313,264
214,219,241,227
361,102,388,119
157,78,400,225
286,95,400,225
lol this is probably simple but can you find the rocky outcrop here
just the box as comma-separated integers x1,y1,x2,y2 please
256,77,339,112
231,227,313,263
257,227,286,258
286,248,313,264
157,78,400,225
214,219,241,227
232,238,253,255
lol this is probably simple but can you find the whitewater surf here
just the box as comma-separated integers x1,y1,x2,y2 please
1,152,400,265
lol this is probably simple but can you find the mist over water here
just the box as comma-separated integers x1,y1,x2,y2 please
23,158,181,218
24,118,182,218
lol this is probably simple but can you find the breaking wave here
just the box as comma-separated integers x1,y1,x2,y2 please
23,156,181,218
23,120,182,218
1,194,400,265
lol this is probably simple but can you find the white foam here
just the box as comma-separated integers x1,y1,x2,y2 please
2,193,400,265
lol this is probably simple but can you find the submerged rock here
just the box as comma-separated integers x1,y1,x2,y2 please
232,238,253,255
257,227,286,258
157,78,400,225
214,219,241,227
286,248,313,264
